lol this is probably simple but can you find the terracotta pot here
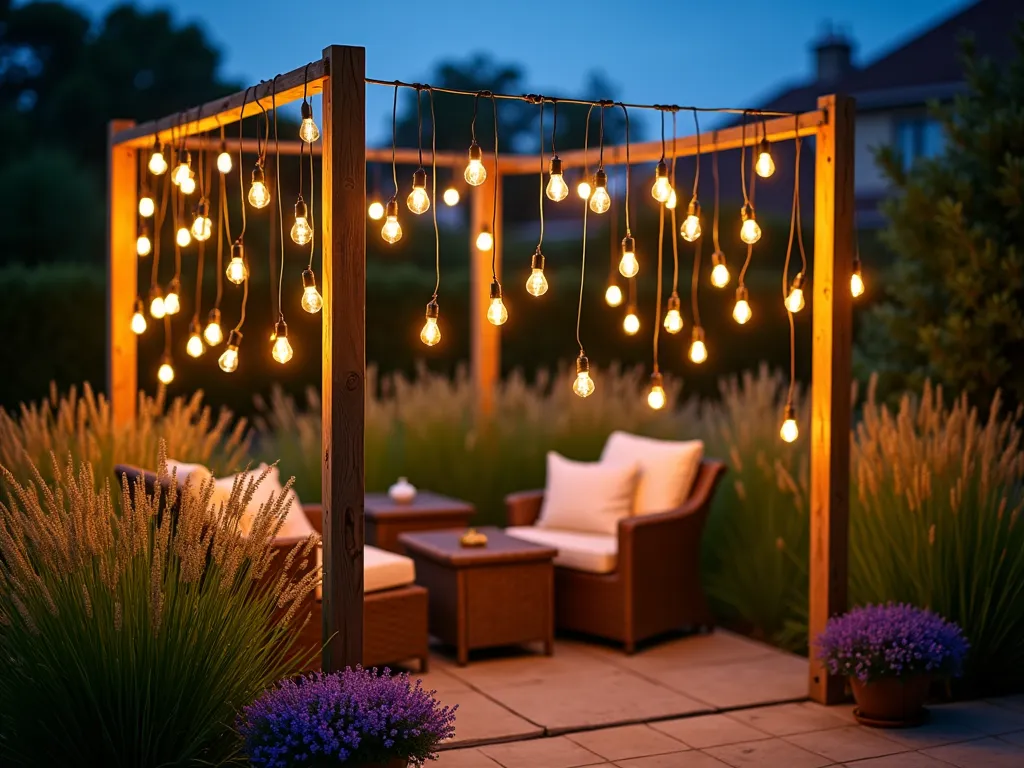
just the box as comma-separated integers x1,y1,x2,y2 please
354,760,406,768
850,675,930,727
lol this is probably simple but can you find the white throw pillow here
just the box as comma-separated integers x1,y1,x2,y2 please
600,431,704,515
214,464,315,540
164,459,215,507
537,452,638,536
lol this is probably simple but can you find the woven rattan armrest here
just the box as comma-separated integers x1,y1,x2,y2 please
504,489,545,526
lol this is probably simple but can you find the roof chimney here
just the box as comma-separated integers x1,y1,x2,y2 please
814,22,854,84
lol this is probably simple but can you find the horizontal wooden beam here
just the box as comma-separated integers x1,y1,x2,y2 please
177,136,464,166
112,59,327,148
497,109,826,175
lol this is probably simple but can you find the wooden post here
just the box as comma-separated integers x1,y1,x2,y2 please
107,119,138,427
320,44,366,672
470,159,501,416
809,93,856,704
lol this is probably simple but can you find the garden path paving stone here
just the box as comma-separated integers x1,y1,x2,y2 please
784,725,908,763
648,652,809,709
868,706,988,750
997,729,1024,746
928,700,1024,735
648,713,772,748
479,735,607,768
613,751,732,767
564,724,689,761
581,630,780,671
434,748,504,768
921,736,1024,768
704,737,834,768
837,753,951,767
726,702,852,736
441,690,544,747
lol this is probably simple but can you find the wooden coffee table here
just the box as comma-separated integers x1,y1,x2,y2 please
365,492,475,553
399,527,557,665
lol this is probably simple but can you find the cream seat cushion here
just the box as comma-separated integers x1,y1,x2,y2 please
164,459,216,507
214,464,316,539
363,545,417,593
536,451,639,536
506,526,617,574
600,432,704,515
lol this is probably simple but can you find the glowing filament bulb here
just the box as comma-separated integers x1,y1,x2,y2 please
663,296,683,334
191,199,212,241
179,175,196,195
186,319,204,358
368,201,384,220
420,299,441,346
407,168,430,214
710,251,730,288
546,155,569,202
623,305,640,336
163,280,181,315
465,142,487,186
130,297,147,335
204,308,223,346
756,138,775,178
733,287,752,325
525,250,548,297
647,372,666,410
301,269,323,314
216,148,233,174
476,226,493,252
486,281,508,326
619,236,639,278
572,353,595,398
218,330,242,373
148,142,167,175
680,200,702,242
443,187,460,206
785,273,806,313
589,169,610,214
780,405,798,443
136,234,152,257
851,259,865,298
577,179,592,200
605,284,623,307
171,152,191,186
157,356,175,385
291,198,313,245
176,226,191,247
666,188,678,210
689,328,708,364
248,164,270,209
381,199,402,244
651,160,671,203
149,288,165,319
740,204,761,244
226,242,247,284
271,321,293,364
138,196,155,218
299,100,320,143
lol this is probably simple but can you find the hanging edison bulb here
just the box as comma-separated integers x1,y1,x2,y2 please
301,268,323,314
577,177,592,200
618,235,639,278
271,321,293,364
732,286,752,325
605,283,623,307
149,286,166,319
407,168,430,214
136,232,152,257
647,371,666,410
163,278,181,316
191,199,212,241
157,355,175,385
710,251,730,288
130,297,147,335
368,200,385,220
486,280,508,326
179,174,196,196
525,249,549,297
171,151,192,187
851,258,865,298
666,188,678,210
216,144,233,174
623,304,640,336
204,308,224,345
689,326,708,364
186,318,205,358
291,197,313,245
381,199,403,244
226,242,247,284
663,295,684,334
572,352,595,398
785,272,806,313
464,141,486,186
248,163,270,209
139,194,155,218
740,203,762,244
443,187,460,206
299,100,320,143
680,199,702,242
780,404,799,442
148,140,168,175
420,298,441,346
589,168,610,214
219,330,242,373
756,137,775,178
651,160,672,203
546,155,569,201
476,225,493,252
176,225,192,248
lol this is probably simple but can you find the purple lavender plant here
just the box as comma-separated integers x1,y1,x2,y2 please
817,603,969,683
238,667,457,767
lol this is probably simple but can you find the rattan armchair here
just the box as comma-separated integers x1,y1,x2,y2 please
504,458,726,653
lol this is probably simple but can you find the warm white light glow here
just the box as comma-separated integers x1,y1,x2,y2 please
666,189,678,210
382,215,402,243
756,151,776,178
299,117,320,143
186,334,204,358
204,321,223,346
291,216,313,245
623,311,640,336
711,263,731,288
138,197,155,218
486,297,508,326
163,290,180,316
573,371,595,398
248,180,270,209
476,229,493,252
179,175,196,195
577,180,592,199
525,268,549,297
619,252,639,279
851,272,865,298
407,186,430,215
547,173,569,201
157,361,175,385
681,213,702,242
648,384,666,410
136,235,152,257
226,256,247,284
301,286,323,314
191,215,212,241
465,159,487,186
148,149,167,175
605,284,623,307
589,185,610,214
176,226,191,247
733,299,752,325
368,201,385,220
217,151,233,174
443,187,460,206
785,287,805,313
780,418,799,443
740,217,761,244
420,317,441,346
689,339,708,364
652,176,672,203
131,311,147,335
149,295,165,319
219,346,239,373
663,308,683,334
272,335,293,364
172,162,191,186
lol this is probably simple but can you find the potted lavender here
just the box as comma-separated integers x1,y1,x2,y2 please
817,603,968,727
238,668,457,767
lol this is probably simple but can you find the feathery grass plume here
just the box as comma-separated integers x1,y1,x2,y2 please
0,382,250,491
0,444,320,767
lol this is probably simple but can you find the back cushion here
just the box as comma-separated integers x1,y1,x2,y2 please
600,432,704,515
537,451,639,536
214,464,315,540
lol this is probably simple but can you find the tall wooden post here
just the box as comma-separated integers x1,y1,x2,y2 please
470,159,502,416
107,120,138,427
320,44,366,672
809,94,856,704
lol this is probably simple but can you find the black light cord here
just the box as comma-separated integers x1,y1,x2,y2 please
659,110,666,163
215,124,225,309
739,111,750,207
236,87,250,242
273,75,285,323
670,111,679,294
489,91,499,282
390,84,399,199
619,103,631,235
537,101,545,249
308,125,315,268
415,85,424,169
653,194,664,374
429,87,440,299
783,124,802,407
711,131,721,255
550,99,558,154
738,124,758,288
576,103,596,354
691,108,701,200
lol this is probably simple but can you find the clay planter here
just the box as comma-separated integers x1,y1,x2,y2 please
850,675,931,727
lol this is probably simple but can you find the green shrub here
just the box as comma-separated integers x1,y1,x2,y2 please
0,450,319,766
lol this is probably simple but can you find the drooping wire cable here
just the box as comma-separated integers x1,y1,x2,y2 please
576,103,597,354
738,113,757,288
236,87,250,243
429,87,440,299
691,108,701,202
618,103,632,236
712,131,721,256
653,192,665,373
273,75,285,324
215,124,226,310
782,125,802,410
669,111,679,297
151,117,173,294
690,108,703,330
194,130,213,323
308,116,316,267
391,84,399,200
488,91,500,282
537,100,545,250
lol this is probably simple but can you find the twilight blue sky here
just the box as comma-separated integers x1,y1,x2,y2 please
67,0,969,140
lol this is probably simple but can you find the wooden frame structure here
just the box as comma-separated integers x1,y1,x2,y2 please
107,44,854,703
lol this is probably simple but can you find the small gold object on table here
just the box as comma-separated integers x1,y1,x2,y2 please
459,528,488,548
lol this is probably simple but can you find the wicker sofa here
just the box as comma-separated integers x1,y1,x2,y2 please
114,465,429,672
504,458,725,653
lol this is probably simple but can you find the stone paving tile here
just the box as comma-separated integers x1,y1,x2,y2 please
445,691,544,747
837,752,951,767
704,737,834,768
922,736,1024,768
998,729,1024,746
649,713,772,748
434,747,504,767
785,725,907,763
614,751,732,767
727,702,851,737
930,700,1024,735
988,694,1024,713
870,706,987,750
654,653,808,709
565,724,689,761
479,735,606,768
584,630,779,672
442,642,618,691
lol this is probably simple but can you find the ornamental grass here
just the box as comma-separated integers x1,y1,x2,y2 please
0,447,319,767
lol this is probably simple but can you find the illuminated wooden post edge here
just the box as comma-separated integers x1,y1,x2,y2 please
107,119,138,427
320,44,367,672
809,93,855,704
